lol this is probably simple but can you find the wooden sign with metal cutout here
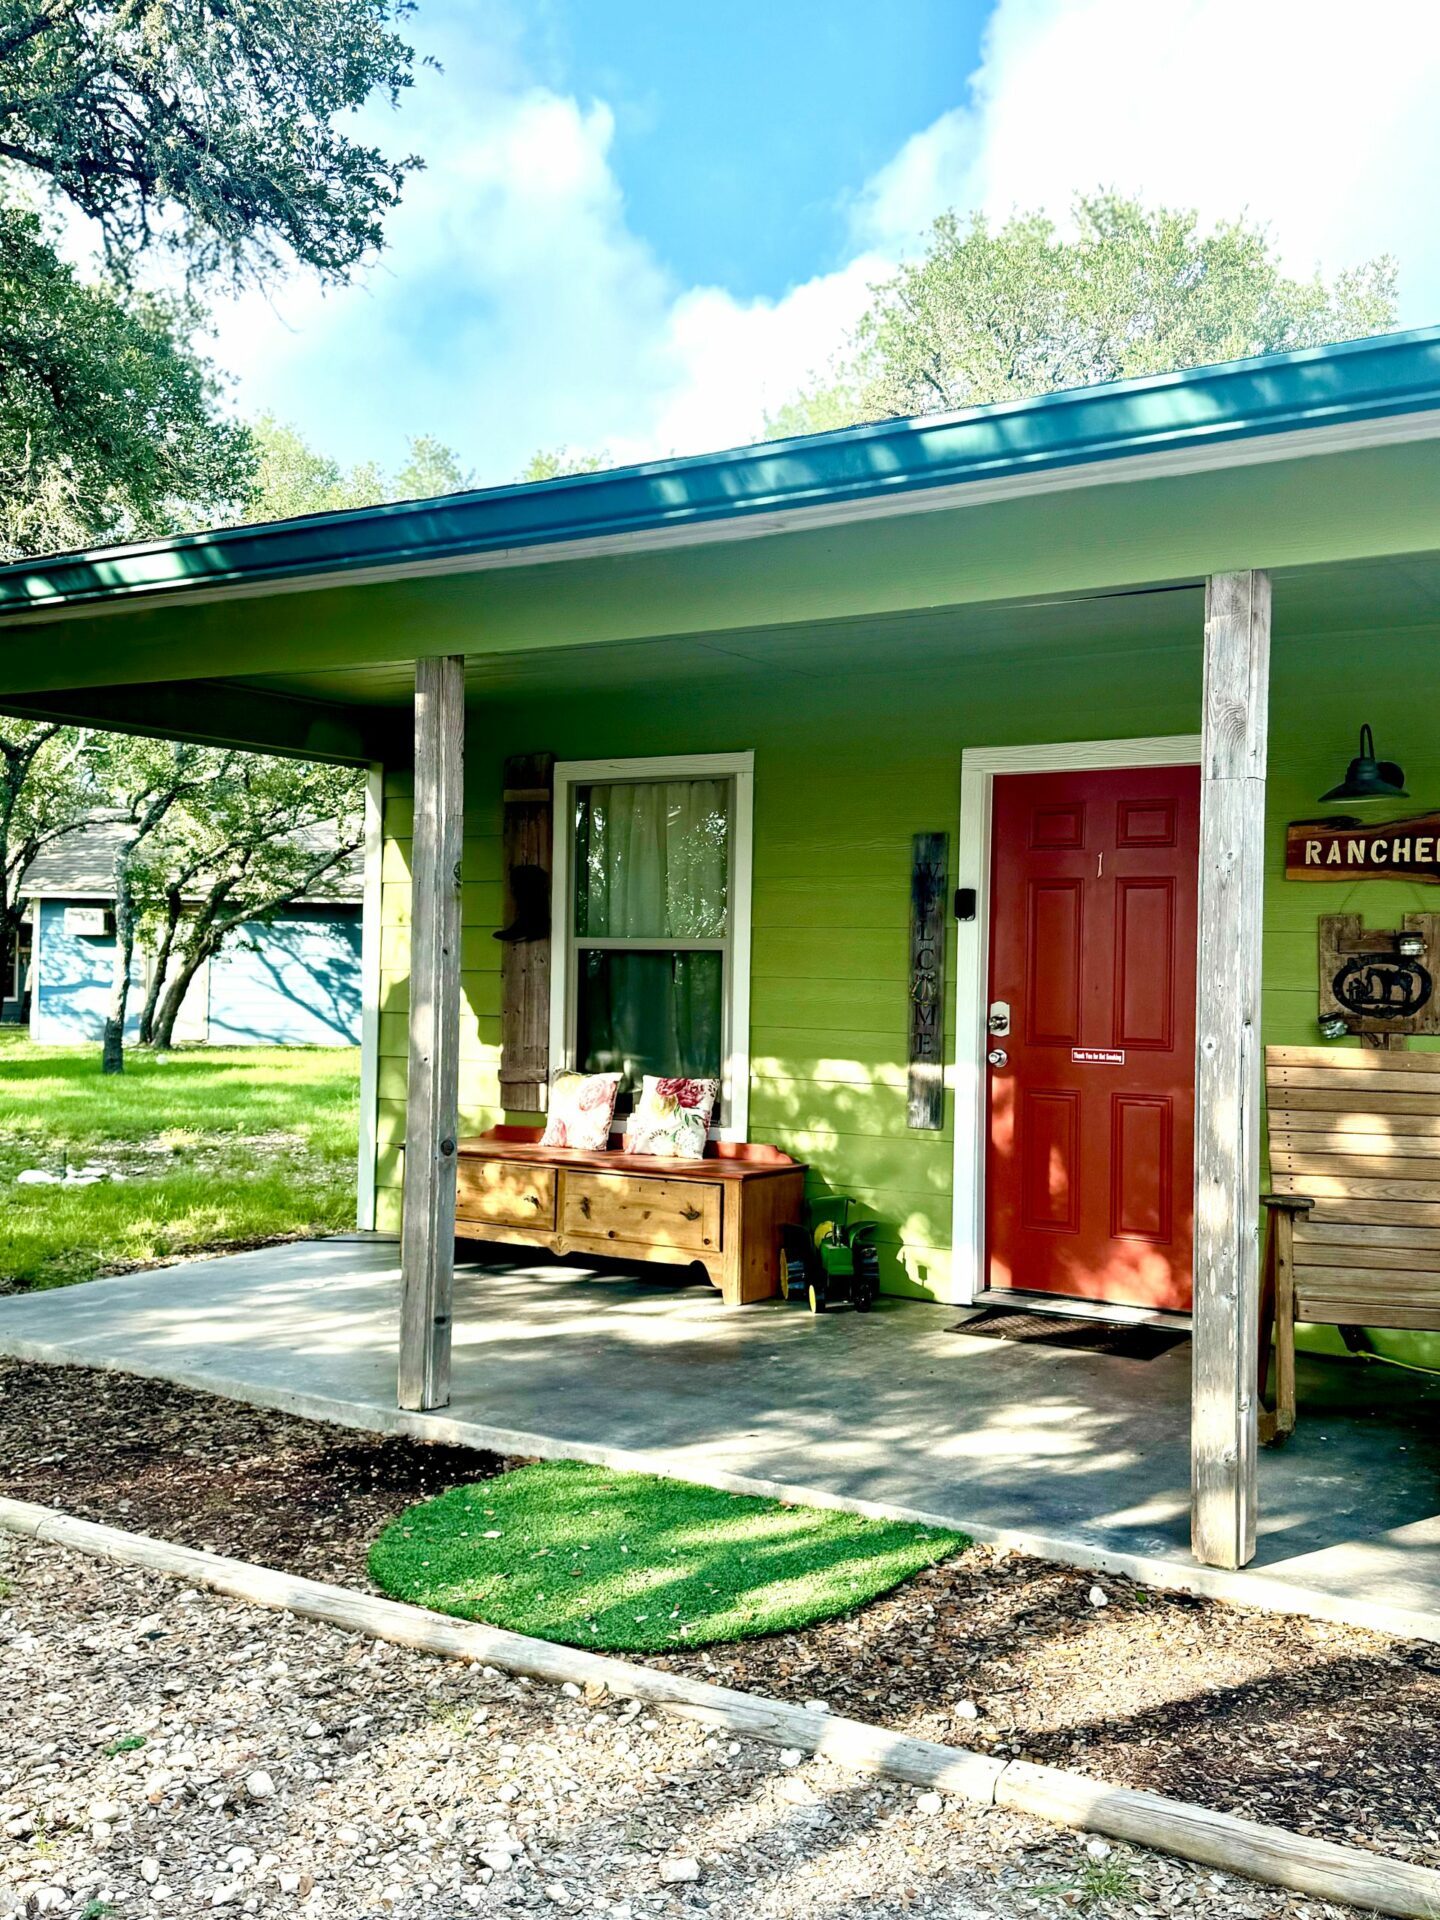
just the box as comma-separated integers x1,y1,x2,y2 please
1318,913,1440,1039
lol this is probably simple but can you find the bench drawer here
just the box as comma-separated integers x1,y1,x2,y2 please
562,1172,721,1253
457,1160,556,1229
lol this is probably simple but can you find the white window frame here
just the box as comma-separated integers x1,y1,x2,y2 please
951,734,1202,1309
549,751,754,1140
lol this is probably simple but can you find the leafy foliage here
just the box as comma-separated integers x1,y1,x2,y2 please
393,434,475,501
0,204,254,560
243,420,607,523
242,417,476,522
0,0,422,285
134,753,364,1050
0,717,362,1064
0,0,426,562
767,194,1398,434
242,416,388,522
516,447,608,483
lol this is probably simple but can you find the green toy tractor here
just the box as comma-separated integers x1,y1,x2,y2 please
778,1198,880,1314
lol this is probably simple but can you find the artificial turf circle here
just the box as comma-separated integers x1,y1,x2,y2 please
368,1459,968,1653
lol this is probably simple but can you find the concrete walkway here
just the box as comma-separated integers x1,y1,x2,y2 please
3,1239,1439,1635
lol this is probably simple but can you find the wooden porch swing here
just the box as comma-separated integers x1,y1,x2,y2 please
1261,1045,1440,1441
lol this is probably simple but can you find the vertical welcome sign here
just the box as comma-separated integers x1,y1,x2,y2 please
908,831,949,1130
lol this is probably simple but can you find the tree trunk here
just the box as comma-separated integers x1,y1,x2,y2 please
137,892,183,1046
151,943,212,1052
102,867,137,1075
0,913,12,1019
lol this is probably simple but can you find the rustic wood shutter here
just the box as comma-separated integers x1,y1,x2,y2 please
498,752,555,1114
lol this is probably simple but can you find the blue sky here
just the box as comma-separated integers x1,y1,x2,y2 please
521,1,988,298
208,0,1440,486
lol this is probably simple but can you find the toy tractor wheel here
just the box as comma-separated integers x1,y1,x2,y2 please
851,1230,880,1312
777,1225,813,1302
807,1273,828,1314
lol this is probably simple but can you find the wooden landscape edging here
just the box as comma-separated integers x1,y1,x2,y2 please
3,1498,1438,1920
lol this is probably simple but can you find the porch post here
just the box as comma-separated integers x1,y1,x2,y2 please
1192,571,1271,1570
398,655,465,1412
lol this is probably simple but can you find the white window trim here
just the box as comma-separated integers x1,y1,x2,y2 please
950,734,1202,1308
549,751,754,1141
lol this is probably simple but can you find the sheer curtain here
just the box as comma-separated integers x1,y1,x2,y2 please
574,780,729,1094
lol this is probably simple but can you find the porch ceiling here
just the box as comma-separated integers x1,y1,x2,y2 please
233,547,1440,714
2,547,1438,760
119,546,1440,714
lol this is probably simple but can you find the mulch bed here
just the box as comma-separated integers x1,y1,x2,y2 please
0,1357,505,1582
3,1357,1439,1870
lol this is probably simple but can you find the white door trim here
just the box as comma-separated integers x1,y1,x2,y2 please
950,734,1203,1307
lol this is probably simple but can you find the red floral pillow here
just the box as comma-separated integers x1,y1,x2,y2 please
540,1071,622,1151
623,1075,719,1160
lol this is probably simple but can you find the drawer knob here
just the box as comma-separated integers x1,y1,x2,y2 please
680,1204,702,1222
578,1194,591,1219
526,1192,541,1207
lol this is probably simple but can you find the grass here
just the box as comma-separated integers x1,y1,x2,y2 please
1030,1859,1137,1907
368,1458,967,1653
0,1031,358,1291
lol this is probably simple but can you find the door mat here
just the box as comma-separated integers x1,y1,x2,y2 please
950,1308,1189,1360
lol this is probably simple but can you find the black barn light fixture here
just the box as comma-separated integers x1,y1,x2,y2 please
1319,723,1408,803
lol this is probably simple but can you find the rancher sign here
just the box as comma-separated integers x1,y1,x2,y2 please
1286,812,1440,882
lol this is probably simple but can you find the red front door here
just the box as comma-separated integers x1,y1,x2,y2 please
985,765,1199,1312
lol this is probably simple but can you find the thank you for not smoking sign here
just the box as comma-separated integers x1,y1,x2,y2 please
1286,812,1440,883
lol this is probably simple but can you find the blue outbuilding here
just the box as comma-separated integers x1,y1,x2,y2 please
19,823,362,1047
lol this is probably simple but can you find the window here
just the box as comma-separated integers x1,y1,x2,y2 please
550,753,753,1136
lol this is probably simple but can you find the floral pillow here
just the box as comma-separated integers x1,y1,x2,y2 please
540,1070,622,1151
623,1075,720,1161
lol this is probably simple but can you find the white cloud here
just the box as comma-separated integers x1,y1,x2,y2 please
852,0,1440,319
203,0,1440,482
205,71,874,479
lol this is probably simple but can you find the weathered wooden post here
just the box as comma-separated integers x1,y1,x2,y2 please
398,655,465,1411
1192,571,1271,1569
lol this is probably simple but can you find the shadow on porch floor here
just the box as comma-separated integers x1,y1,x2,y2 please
2,1237,1437,1631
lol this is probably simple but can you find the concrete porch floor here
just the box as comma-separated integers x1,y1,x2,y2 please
2,1238,1439,1636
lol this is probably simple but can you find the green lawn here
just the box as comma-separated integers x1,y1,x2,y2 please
368,1458,967,1652
0,1031,359,1292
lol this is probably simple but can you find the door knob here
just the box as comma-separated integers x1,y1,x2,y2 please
987,1048,1009,1068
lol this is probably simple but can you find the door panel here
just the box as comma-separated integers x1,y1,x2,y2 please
1026,881,1083,1044
986,764,1199,1310
1021,1089,1080,1232
1113,878,1175,1049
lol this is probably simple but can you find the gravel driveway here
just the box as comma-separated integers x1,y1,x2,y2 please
1,1535,1357,1920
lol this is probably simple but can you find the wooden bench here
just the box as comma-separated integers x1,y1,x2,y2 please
1261,1044,1440,1440
454,1128,806,1307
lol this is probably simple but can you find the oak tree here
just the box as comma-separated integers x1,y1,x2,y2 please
768,194,1397,435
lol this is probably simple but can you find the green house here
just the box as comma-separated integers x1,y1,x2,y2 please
5,327,1440,1572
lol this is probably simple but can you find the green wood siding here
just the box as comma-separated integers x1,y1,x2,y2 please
374,619,1201,1288
373,613,1440,1318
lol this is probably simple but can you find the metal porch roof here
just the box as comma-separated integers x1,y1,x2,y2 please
3,326,1440,619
